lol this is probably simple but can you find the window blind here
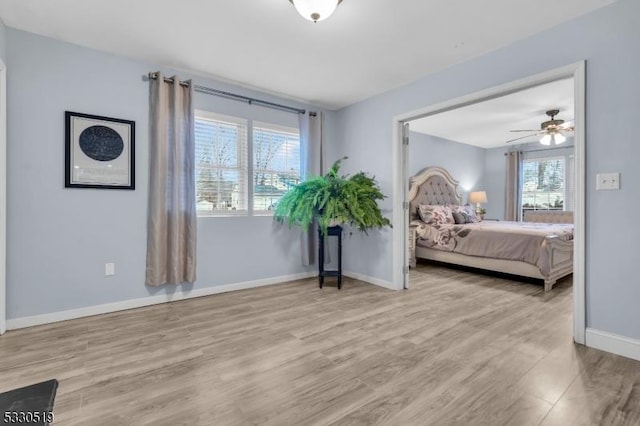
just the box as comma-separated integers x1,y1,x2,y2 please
195,111,248,215
252,122,301,212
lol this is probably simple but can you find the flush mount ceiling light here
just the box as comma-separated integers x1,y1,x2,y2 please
289,0,343,23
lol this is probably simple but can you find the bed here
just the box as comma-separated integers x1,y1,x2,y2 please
408,167,574,291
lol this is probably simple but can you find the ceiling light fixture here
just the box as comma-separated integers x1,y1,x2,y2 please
540,131,566,146
289,0,343,23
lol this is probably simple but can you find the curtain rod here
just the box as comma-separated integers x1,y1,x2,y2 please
145,72,307,115
504,145,574,155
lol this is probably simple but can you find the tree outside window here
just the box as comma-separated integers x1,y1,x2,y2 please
195,114,247,215
253,123,300,212
194,113,300,216
521,157,565,215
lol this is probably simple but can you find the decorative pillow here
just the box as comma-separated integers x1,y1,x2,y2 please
451,204,478,223
417,204,454,225
451,211,466,224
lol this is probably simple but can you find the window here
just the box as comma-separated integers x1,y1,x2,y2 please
252,122,301,212
521,157,566,214
194,112,301,216
195,112,247,215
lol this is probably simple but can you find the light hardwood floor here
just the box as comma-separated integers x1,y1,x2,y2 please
1,263,639,425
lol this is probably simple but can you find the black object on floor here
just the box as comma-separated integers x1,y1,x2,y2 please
0,379,58,425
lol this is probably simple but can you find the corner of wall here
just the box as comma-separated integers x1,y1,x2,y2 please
0,18,7,63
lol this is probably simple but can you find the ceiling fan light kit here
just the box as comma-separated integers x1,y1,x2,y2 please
552,132,566,145
538,109,569,145
507,109,574,146
289,0,342,23
539,109,563,130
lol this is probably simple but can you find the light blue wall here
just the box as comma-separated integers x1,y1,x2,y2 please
483,148,506,221
6,29,322,319
330,0,640,339
408,132,485,202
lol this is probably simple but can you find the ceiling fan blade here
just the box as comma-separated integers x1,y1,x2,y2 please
505,132,543,144
509,129,540,133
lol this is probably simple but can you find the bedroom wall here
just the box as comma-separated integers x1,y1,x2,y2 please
483,147,506,221
408,132,485,202
5,28,323,320
330,0,640,341
483,141,574,221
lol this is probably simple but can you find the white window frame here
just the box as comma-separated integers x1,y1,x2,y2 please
252,121,301,216
521,155,566,214
194,110,248,217
195,111,301,218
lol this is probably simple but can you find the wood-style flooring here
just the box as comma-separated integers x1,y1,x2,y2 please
1,263,640,425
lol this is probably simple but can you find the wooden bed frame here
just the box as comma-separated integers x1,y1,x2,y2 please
408,167,573,291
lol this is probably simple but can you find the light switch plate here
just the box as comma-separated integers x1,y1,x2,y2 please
596,172,620,190
105,262,115,276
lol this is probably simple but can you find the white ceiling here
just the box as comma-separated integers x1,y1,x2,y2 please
0,0,615,110
409,78,575,149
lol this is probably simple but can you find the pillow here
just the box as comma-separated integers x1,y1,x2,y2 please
452,211,468,224
451,204,478,223
417,204,454,225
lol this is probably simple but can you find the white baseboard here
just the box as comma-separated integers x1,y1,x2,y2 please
585,328,640,362
343,271,396,290
6,272,316,330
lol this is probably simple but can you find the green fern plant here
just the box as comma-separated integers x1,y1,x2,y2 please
274,157,391,236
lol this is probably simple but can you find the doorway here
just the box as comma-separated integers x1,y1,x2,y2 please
392,62,586,344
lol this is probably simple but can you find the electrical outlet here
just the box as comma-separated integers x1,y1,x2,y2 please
596,172,620,190
105,263,115,276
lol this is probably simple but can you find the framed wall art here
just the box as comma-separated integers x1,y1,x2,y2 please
65,111,135,189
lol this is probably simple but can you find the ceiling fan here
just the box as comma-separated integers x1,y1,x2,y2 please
506,109,574,145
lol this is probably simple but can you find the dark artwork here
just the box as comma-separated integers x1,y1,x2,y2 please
65,111,135,189
78,125,124,162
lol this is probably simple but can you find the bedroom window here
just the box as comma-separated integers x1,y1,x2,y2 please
195,112,248,215
252,122,301,213
521,157,567,214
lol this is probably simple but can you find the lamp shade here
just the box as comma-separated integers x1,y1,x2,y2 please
540,132,566,146
554,133,566,144
540,134,552,145
290,0,341,22
469,191,487,204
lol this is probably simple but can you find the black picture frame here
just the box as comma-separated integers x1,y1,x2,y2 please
65,111,135,190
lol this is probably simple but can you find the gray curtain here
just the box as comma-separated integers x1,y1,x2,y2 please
504,151,522,222
145,72,197,286
299,111,324,266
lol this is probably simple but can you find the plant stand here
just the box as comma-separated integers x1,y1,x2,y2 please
318,226,342,289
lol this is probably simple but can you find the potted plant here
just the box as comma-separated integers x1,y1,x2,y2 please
274,157,391,236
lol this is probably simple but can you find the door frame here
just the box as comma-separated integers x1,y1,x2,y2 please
0,59,6,335
391,61,586,344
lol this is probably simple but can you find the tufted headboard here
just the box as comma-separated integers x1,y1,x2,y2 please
408,167,463,221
